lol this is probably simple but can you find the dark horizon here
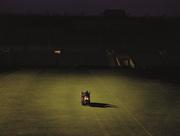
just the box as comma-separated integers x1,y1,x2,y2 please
0,0,180,17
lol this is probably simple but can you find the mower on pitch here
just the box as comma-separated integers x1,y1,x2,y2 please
81,91,90,105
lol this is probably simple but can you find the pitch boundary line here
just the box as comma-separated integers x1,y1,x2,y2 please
116,98,153,136
89,70,153,136
94,110,111,136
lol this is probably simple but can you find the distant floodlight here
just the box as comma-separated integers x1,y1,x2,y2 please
53,49,61,55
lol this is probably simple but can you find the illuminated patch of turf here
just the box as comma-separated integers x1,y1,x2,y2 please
0,69,179,136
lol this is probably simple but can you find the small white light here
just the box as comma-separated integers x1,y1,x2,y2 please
84,97,89,100
53,49,61,55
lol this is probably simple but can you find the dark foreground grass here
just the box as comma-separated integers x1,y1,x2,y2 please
0,69,180,136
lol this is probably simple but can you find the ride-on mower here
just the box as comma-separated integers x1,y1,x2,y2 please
81,91,90,105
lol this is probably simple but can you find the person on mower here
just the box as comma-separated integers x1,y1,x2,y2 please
81,90,90,105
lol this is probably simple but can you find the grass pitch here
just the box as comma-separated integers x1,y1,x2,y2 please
0,69,180,136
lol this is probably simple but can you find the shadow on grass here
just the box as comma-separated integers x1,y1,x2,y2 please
89,102,118,108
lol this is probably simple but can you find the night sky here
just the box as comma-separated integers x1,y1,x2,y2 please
0,0,179,16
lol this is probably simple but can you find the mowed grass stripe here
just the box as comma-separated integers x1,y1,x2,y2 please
0,70,40,135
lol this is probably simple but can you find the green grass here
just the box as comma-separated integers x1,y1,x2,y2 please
0,69,180,136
